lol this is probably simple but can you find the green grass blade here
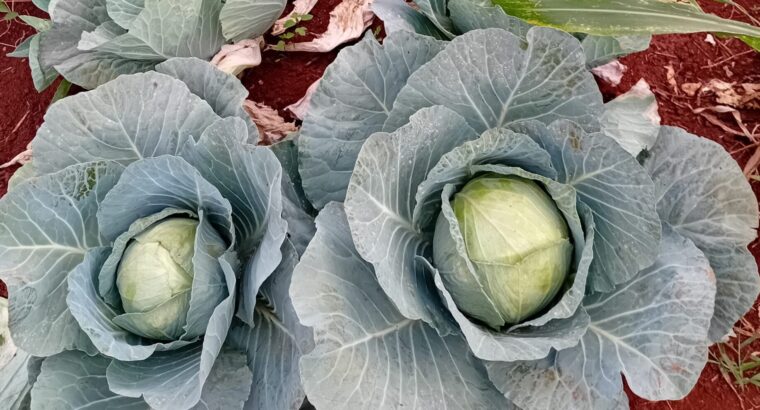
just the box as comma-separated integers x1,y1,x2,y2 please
492,0,760,51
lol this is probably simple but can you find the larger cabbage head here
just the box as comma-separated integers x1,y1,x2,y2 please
291,28,759,410
12,0,288,91
0,58,314,410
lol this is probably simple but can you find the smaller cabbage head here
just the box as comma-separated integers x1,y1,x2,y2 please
116,218,222,341
433,174,572,328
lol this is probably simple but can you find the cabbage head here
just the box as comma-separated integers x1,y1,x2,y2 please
291,27,759,409
11,0,288,90
0,58,314,410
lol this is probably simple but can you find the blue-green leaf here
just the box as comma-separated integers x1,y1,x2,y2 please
384,27,604,134
220,0,287,41
0,162,122,356
600,80,660,156
28,33,59,92
32,72,221,176
156,58,259,141
372,0,448,39
448,0,531,39
346,106,478,331
7,34,34,58
31,351,149,410
227,240,313,410
106,0,145,28
298,31,446,208
643,126,759,341
412,127,557,231
415,0,456,37
191,349,252,410
291,203,511,409
486,227,716,409
179,119,287,326
97,156,233,243
0,298,42,410
97,0,224,61
510,120,661,292
582,35,651,68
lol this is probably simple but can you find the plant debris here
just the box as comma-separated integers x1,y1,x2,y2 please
243,100,298,145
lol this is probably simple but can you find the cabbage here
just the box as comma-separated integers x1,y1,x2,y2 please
13,0,287,91
433,174,572,327
0,59,315,410
291,27,758,410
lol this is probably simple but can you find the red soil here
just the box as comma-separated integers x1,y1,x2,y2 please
0,3,56,198
242,0,384,121
1,0,760,408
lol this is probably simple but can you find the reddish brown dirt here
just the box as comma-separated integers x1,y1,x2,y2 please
243,0,384,121
1,0,760,408
0,3,56,198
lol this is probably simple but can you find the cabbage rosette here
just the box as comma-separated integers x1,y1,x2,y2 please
12,0,288,90
292,27,759,409
0,59,314,410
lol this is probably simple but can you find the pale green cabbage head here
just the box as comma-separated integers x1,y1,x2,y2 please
433,174,572,327
116,218,202,340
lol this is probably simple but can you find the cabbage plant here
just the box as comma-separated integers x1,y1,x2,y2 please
0,58,314,410
10,0,287,91
292,27,759,409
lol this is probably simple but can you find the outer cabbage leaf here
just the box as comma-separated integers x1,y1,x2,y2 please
581,35,651,68
32,72,221,176
30,351,149,409
415,0,456,37
0,162,122,356
39,0,227,89
183,211,230,339
180,119,288,326
486,227,716,409
28,34,59,91
0,351,41,410
106,0,145,28
299,31,446,208
600,80,660,156
270,138,317,257
372,0,448,40
291,203,511,409
448,0,531,40
643,126,759,341
383,27,604,134
80,0,224,61
155,58,259,141
33,0,50,12
0,297,42,410
96,156,234,244
510,120,661,292
38,0,157,90
227,241,314,410
192,349,253,410
220,0,287,42
346,106,478,331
